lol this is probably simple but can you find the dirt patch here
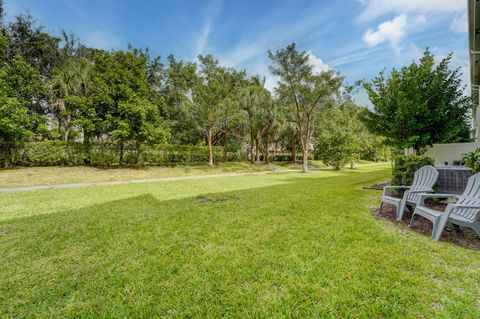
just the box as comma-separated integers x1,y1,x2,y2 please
373,203,480,250
196,193,238,204
0,226,14,235
363,180,390,190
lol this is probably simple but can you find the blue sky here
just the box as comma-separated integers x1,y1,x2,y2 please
5,0,469,105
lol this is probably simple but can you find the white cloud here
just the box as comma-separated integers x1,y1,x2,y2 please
195,0,223,56
196,22,212,55
357,0,465,22
307,50,329,74
450,10,468,34
362,15,407,53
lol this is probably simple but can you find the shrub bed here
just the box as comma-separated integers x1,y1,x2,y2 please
392,155,434,186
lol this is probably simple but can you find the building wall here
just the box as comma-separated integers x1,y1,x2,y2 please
423,143,480,165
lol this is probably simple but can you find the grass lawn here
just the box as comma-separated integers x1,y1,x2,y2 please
0,162,298,188
1,163,479,317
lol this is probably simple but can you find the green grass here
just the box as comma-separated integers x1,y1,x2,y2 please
0,160,382,188
0,162,294,188
1,163,479,318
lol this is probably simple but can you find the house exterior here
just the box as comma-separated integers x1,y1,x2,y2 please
423,0,480,165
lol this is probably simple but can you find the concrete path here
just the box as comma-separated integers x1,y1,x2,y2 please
0,162,387,193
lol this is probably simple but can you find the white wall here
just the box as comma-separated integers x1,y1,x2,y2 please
424,142,480,165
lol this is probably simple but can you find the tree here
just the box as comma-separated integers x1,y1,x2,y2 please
342,104,387,162
239,75,270,163
0,40,40,166
114,97,169,164
269,43,342,172
49,57,93,140
315,108,359,170
191,55,243,166
362,49,472,154
5,13,60,79
0,94,35,167
91,49,169,165
162,55,200,144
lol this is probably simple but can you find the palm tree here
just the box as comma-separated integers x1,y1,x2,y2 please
49,57,92,141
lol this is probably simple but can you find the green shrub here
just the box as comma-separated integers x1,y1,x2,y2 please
461,148,480,174
147,145,224,166
10,141,233,167
87,144,117,167
20,141,86,166
392,155,434,186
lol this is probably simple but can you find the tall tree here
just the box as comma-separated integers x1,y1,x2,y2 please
191,55,243,166
269,43,342,172
259,96,278,164
315,108,359,170
362,49,472,154
91,49,168,165
162,55,200,144
239,75,270,163
49,57,93,140
6,14,60,79
0,35,42,166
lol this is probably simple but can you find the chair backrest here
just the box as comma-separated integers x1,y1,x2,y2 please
452,173,480,221
407,165,439,203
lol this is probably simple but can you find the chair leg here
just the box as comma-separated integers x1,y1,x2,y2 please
432,215,448,241
397,198,407,221
409,213,417,228
379,202,384,213
470,223,480,238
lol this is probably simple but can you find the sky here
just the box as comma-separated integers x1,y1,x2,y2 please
4,0,469,105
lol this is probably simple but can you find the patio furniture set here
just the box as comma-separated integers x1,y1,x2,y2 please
379,165,480,241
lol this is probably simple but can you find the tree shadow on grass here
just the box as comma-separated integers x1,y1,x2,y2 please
1,168,479,318
0,167,380,223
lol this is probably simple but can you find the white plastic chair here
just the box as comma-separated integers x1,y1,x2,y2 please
410,173,480,241
380,165,439,221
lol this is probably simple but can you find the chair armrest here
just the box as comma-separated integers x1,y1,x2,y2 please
383,186,410,190
418,193,459,206
451,204,480,209
409,188,434,194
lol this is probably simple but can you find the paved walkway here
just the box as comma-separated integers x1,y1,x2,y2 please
0,163,387,193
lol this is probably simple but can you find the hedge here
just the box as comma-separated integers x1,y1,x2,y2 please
7,141,232,167
1,141,317,167
392,155,435,186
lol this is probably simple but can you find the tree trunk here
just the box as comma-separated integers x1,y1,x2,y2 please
83,134,91,165
302,149,309,173
255,136,260,163
4,146,12,168
207,126,214,166
136,140,143,165
291,143,296,162
249,132,255,164
223,131,228,162
58,118,63,139
64,128,69,142
223,129,229,162
413,145,421,156
119,139,124,167
264,141,270,164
